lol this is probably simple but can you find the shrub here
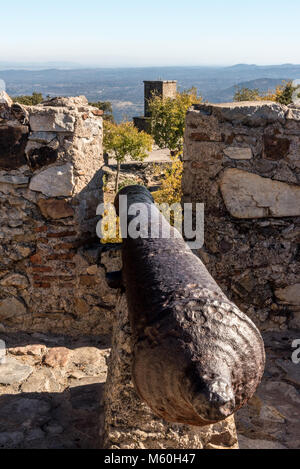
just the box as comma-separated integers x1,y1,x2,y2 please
149,89,201,154
13,92,43,105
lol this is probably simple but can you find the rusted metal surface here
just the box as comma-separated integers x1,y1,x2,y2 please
115,185,265,427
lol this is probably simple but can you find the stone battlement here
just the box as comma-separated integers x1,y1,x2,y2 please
183,101,300,331
0,92,117,336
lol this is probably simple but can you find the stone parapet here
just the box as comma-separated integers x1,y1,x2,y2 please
183,101,300,331
0,94,116,336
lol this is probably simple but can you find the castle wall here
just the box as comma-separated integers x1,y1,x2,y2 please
183,101,300,331
0,92,116,336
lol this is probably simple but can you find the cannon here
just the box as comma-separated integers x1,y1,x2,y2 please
112,185,265,427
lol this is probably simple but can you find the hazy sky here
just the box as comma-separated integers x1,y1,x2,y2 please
2,0,300,66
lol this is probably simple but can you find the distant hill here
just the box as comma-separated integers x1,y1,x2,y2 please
215,78,289,103
1,64,299,122
0,61,81,70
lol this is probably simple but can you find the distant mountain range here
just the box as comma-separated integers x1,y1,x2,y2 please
0,61,82,70
1,64,300,122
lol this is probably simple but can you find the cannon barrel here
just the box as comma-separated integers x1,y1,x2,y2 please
114,185,265,427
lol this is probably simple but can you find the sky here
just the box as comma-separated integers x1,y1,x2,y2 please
1,0,300,67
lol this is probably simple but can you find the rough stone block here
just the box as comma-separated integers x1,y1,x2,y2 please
0,175,29,185
37,198,74,220
28,132,57,144
29,163,74,197
220,169,300,218
43,96,88,107
29,110,75,132
75,115,103,138
224,146,253,160
0,274,29,289
192,102,288,126
286,107,300,121
0,357,33,385
0,91,13,107
0,297,27,321
275,284,300,305
44,347,70,368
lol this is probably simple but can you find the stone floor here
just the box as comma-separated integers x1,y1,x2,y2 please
0,329,299,449
236,330,300,449
0,332,110,449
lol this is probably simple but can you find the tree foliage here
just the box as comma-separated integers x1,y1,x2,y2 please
152,155,183,228
13,92,43,105
153,155,183,206
274,82,295,105
234,81,296,105
149,88,201,153
89,101,114,122
234,87,261,102
103,121,153,192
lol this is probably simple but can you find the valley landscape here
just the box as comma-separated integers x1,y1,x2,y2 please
1,63,300,121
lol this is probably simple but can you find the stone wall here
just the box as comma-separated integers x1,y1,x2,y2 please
0,92,116,336
183,101,300,332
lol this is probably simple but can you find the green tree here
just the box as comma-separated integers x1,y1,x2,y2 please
104,121,153,192
13,92,43,105
89,101,114,122
275,81,295,105
234,81,296,105
234,87,261,102
148,88,201,154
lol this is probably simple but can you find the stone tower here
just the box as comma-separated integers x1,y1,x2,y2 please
143,80,177,117
133,80,177,132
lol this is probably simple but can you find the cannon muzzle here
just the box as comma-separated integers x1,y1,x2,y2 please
114,185,265,427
